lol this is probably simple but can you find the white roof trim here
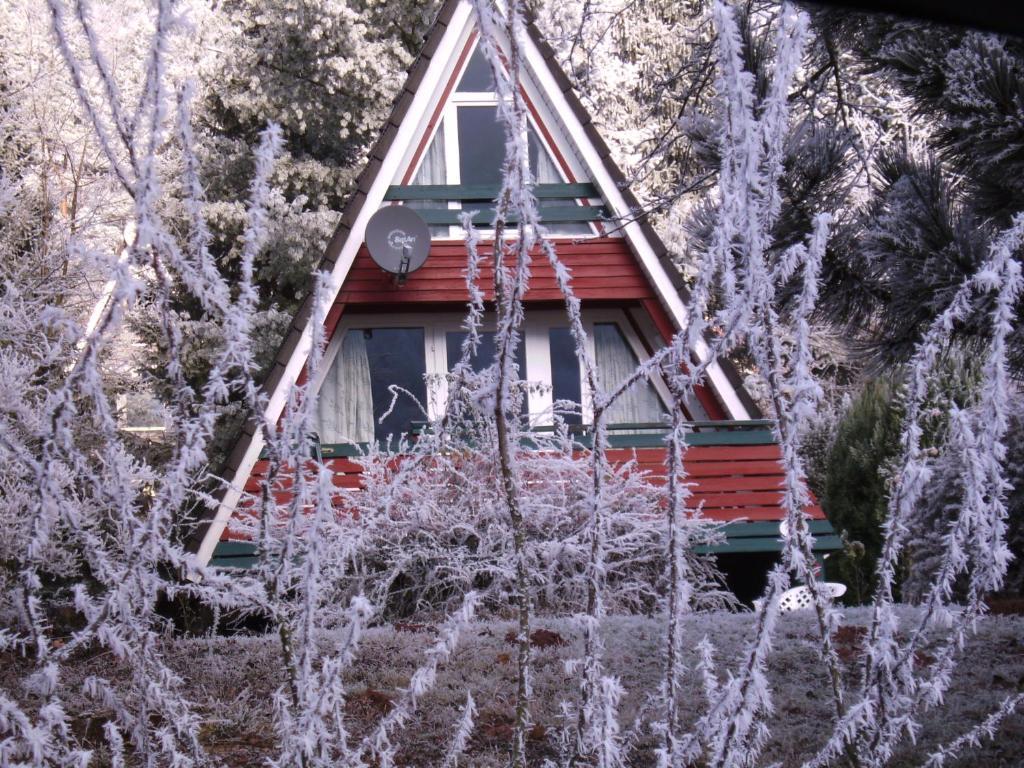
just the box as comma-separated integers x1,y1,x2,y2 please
514,20,751,420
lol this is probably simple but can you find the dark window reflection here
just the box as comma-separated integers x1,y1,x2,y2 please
456,106,590,234
446,331,528,415
549,327,582,424
457,106,505,189
364,328,427,444
456,46,494,92
446,331,526,375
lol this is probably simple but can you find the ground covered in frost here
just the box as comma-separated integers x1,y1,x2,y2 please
13,608,1024,766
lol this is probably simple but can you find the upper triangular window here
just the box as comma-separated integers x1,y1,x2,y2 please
396,39,598,238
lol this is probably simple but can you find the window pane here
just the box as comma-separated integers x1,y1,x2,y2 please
594,323,665,427
456,46,493,92
456,107,591,235
446,331,526,373
457,106,505,188
366,328,427,443
458,107,563,189
316,328,427,446
407,120,449,238
530,131,591,236
446,331,528,414
549,327,582,425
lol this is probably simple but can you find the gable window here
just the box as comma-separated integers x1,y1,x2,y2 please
444,330,527,377
405,44,593,238
314,310,676,449
456,45,494,93
445,330,529,416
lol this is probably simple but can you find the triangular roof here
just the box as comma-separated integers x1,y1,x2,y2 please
188,0,760,565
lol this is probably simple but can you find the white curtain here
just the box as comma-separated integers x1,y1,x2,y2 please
530,128,590,235
317,330,375,444
533,129,560,183
410,121,448,237
594,323,664,427
413,122,446,184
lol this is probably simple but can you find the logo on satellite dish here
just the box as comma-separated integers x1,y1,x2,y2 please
387,229,418,251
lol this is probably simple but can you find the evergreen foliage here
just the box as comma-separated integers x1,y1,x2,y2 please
820,377,902,603
815,14,1024,377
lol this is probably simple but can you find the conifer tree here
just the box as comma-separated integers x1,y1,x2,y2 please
815,11,1024,376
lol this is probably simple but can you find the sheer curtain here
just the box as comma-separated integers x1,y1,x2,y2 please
413,123,446,184
409,121,448,237
317,330,375,444
594,323,664,427
533,131,560,184
530,129,590,235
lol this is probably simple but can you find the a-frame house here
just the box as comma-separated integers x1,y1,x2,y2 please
189,0,840,582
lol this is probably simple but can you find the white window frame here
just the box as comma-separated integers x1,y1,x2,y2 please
312,308,673,439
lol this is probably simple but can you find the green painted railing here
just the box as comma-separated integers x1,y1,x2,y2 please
384,182,600,201
210,517,841,569
316,420,777,458
694,519,842,555
384,182,608,226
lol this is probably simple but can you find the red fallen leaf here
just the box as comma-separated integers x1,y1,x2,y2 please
530,629,567,648
832,625,868,663
496,653,512,664
529,723,547,741
504,628,568,648
484,723,514,740
477,711,515,742
836,646,857,663
832,626,866,649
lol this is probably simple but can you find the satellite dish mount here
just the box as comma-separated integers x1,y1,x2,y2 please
365,206,430,286
397,244,411,285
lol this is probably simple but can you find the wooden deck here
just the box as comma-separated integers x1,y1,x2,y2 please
210,424,840,568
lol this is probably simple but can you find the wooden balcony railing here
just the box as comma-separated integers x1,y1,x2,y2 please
383,182,607,226
215,419,842,568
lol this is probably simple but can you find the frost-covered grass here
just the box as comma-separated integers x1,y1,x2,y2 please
14,608,1021,767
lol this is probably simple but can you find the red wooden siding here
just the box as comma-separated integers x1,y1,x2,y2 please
337,237,655,305
608,444,825,521
222,442,823,541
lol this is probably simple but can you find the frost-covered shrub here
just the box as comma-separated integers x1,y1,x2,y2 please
340,420,729,618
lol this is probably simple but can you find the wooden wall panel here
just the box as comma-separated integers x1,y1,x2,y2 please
338,237,657,305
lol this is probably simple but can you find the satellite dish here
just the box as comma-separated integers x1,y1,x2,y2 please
365,205,430,282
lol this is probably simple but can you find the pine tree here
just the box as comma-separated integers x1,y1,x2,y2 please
816,12,1024,376
188,0,438,369
820,377,903,603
